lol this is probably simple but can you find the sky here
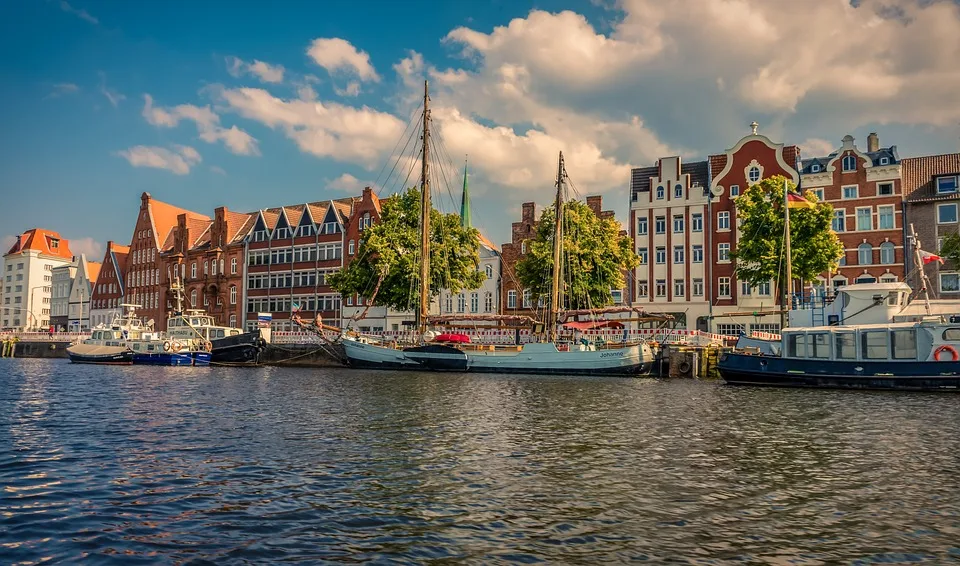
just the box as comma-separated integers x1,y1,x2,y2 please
2,0,960,268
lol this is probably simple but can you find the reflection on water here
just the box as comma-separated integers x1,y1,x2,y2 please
2,359,960,563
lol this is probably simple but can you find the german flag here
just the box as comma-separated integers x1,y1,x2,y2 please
786,191,815,209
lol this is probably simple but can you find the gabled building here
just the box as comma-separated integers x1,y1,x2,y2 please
67,255,101,330
903,153,960,296
2,228,74,330
629,156,711,329
708,123,800,335
50,260,78,330
800,133,903,292
89,241,130,328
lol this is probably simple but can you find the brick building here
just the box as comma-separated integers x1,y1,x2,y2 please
89,241,130,328
903,153,960,295
708,123,800,335
629,156,711,329
800,133,903,292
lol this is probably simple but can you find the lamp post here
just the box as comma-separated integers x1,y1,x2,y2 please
28,284,47,331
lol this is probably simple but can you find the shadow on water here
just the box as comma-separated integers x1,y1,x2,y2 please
2,358,960,564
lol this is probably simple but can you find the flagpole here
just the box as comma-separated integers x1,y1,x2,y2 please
782,177,792,331
910,223,932,316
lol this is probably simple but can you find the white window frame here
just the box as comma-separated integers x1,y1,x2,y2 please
674,184,683,199
691,213,703,232
656,186,664,199
692,278,704,297
718,277,731,298
842,185,858,199
673,215,684,233
673,279,685,297
832,209,846,232
858,243,873,265
673,246,684,264
718,243,730,262
655,247,666,264
655,279,666,297
877,182,894,196
855,206,873,231
637,281,648,299
938,203,958,224
637,247,648,264
842,155,857,172
940,273,960,293
810,188,824,201
877,205,895,230
879,242,895,265
692,245,703,263
730,184,740,197
637,217,648,235
655,216,666,234
936,176,958,194
717,211,730,231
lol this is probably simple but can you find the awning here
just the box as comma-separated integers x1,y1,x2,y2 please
563,320,625,331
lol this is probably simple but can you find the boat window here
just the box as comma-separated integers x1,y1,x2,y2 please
214,329,225,339
809,333,831,359
147,344,154,351
786,334,807,357
191,318,200,326
943,328,960,341
861,331,888,359
93,331,102,340
230,330,240,336
835,333,857,359
891,329,917,360
887,292,898,306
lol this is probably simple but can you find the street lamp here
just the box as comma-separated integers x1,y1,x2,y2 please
28,284,47,331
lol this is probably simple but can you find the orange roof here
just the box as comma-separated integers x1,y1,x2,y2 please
4,228,74,260
187,218,212,247
283,205,305,228
148,196,210,251
85,260,102,284
224,210,255,243
261,209,281,231
478,233,500,252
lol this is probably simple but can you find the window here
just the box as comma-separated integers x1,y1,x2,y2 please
655,279,666,297
748,167,760,183
521,241,527,254
190,289,197,307
861,331,888,359
878,182,894,196
637,281,648,299
637,247,648,264
656,185,664,199
507,290,517,309
470,292,479,313
835,333,856,360
637,217,648,235
877,206,894,230
692,278,704,296
718,243,730,262
348,240,355,255
654,247,666,264
211,260,217,276
832,210,846,232
455,293,466,313
444,294,453,313
730,184,740,197
858,243,873,265
879,157,890,165
655,216,666,234
938,203,958,224
674,184,683,199
692,245,703,263
674,279,685,297
842,155,857,172
718,277,731,297
231,258,237,274
230,285,237,305
879,242,895,265
940,273,960,292
611,289,623,304
787,334,807,357
673,246,684,264
522,289,532,309
757,281,771,296
191,263,197,279
810,188,824,201
891,329,917,360
740,280,752,296
856,207,872,231
937,176,958,194
717,211,730,230
880,274,898,284
673,215,684,233
809,333,831,359
842,185,858,199
484,292,493,313
691,213,703,232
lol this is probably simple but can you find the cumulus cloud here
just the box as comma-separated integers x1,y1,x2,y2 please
115,145,202,175
59,1,98,24
307,38,380,81
225,56,286,83
210,165,227,175
326,173,377,193
69,237,104,261
799,138,839,159
334,81,362,97
142,94,260,155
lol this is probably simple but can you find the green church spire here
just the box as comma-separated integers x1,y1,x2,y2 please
460,157,471,229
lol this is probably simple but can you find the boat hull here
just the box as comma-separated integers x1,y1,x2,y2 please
66,344,134,365
718,352,960,391
342,339,654,377
210,330,264,365
132,352,212,366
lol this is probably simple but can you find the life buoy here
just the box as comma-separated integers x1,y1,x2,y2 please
204,341,213,352
163,341,171,352
678,361,692,374
171,341,182,352
934,344,959,361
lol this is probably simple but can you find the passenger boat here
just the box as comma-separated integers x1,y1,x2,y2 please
340,82,662,377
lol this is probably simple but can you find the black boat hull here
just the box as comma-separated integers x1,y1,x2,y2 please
210,330,265,365
68,351,135,365
718,352,960,391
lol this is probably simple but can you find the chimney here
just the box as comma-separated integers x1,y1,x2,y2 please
867,132,879,153
362,186,372,198
586,195,603,216
521,202,536,223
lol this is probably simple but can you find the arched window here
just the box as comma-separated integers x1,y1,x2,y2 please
485,264,493,278
842,155,857,172
190,289,197,307
220,259,224,274
229,314,237,328
191,263,197,279
230,285,237,305
484,291,493,313
879,242,895,265
858,243,873,265
748,166,761,183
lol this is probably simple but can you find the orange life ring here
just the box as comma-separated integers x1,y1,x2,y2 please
163,341,171,352
934,344,959,361
171,341,182,352
204,341,213,352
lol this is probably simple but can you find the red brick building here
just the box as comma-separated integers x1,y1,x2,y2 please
88,241,129,328
800,133,903,292
903,153,960,295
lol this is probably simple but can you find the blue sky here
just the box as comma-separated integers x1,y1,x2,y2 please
2,0,960,264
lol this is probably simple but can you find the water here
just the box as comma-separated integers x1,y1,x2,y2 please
2,360,960,564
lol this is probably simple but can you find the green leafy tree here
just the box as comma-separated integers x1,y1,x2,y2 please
938,232,960,266
516,200,639,309
731,175,844,291
329,187,485,311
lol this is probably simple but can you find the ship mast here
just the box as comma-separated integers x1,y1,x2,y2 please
547,152,565,342
417,80,431,335
910,223,933,316
781,177,792,330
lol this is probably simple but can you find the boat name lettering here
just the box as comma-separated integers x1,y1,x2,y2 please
600,351,624,358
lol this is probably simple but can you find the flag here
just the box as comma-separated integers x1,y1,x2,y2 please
292,302,302,313
919,249,945,265
786,191,815,209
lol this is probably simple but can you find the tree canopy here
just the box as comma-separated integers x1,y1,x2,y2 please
731,175,844,289
938,232,960,267
516,200,638,310
329,187,485,311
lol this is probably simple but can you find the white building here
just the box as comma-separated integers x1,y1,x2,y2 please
2,229,75,331
67,254,101,331
437,236,502,324
51,261,79,330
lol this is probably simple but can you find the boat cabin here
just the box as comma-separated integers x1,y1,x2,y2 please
90,329,126,347
782,320,960,363
166,310,244,341
789,282,910,327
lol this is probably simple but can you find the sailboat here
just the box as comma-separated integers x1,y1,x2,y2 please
339,81,658,376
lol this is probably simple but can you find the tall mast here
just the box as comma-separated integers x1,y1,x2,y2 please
781,177,792,330
547,152,565,342
418,80,431,334
910,223,932,316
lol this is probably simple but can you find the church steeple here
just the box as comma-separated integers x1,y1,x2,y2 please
460,157,471,229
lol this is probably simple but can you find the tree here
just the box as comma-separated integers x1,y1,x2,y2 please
516,200,639,309
329,187,485,311
731,175,844,290
938,232,960,266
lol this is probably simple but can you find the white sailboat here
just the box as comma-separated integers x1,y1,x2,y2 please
340,81,658,376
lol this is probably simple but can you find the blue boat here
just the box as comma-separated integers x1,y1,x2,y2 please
129,335,213,366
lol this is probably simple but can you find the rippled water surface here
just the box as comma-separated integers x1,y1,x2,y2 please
3,359,960,564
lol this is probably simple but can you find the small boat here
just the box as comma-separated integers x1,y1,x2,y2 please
66,327,134,365
129,330,211,366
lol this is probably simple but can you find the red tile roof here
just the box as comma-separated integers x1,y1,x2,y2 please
904,153,960,203
148,196,210,251
86,260,102,284
4,228,74,260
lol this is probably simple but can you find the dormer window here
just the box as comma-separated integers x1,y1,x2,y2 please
252,229,268,242
50,238,59,249
842,155,856,172
937,175,959,194
811,164,821,173
879,157,890,165
322,222,339,235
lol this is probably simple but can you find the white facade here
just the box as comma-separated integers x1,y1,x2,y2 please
2,242,73,330
51,262,78,328
437,242,502,324
67,254,96,330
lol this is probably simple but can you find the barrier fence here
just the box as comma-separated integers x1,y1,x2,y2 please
270,328,741,346
0,332,90,343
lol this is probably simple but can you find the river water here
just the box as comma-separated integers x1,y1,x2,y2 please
2,359,959,564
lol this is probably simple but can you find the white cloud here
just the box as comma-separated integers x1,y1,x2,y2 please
115,145,202,175
210,165,226,175
44,83,79,100
225,56,286,84
60,1,98,24
326,173,376,193
799,138,838,159
307,38,380,82
98,72,125,107
143,94,260,156
69,237,104,261
334,81,361,97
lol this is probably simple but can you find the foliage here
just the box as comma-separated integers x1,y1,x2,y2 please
329,187,485,311
731,175,844,289
939,232,960,266
516,200,639,309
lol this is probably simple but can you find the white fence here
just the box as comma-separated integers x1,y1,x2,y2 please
0,332,89,343
270,328,739,346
